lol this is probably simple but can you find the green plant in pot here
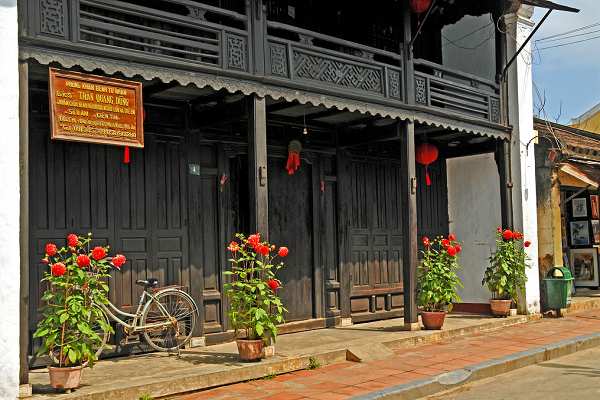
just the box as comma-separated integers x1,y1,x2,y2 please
418,235,463,329
483,227,531,316
34,233,123,392
224,233,288,361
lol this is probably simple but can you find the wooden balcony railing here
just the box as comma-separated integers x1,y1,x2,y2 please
28,0,503,126
414,59,501,124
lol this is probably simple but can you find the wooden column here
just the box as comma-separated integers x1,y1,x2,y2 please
19,59,30,385
402,0,415,104
250,0,266,76
401,119,419,330
495,139,513,230
247,94,269,239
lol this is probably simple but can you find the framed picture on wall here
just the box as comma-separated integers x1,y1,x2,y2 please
592,220,600,244
570,248,599,287
572,198,588,218
591,195,600,219
571,221,590,245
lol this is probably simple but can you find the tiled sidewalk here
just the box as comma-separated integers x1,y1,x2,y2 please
175,309,600,400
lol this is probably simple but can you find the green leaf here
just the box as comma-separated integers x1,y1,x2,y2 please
68,349,76,364
59,313,69,324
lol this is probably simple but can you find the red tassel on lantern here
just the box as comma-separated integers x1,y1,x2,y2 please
415,143,438,186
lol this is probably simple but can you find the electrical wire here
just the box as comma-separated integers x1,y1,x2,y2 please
534,34,600,50
534,21,600,42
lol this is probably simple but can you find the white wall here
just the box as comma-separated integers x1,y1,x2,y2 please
442,14,496,82
447,153,502,304
0,0,21,397
506,7,540,314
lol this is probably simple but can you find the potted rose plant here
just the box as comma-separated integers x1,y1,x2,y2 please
224,233,288,361
483,228,531,316
418,235,463,329
34,233,125,392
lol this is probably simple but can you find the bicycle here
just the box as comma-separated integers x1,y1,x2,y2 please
50,277,198,364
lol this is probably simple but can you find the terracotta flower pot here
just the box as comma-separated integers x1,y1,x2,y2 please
48,364,84,392
490,299,512,316
420,311,446,330
236,339,263,361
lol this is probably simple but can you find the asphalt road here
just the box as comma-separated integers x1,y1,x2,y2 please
421,345,600,400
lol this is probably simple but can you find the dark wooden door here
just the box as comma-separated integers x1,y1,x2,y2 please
416,159,448,253
267,154,315,322
347,157,404,322
28,116,190,364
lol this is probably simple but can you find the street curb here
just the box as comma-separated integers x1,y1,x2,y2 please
35,314,535,399
350,331,600,400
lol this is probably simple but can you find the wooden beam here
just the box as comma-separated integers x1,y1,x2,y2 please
401,119,420,331
338,121,401,148
189,98,248,129
248,94,269,239
19,59,30,384
298,108,346,123
495,139,513,230
337,115,382,130
191,89,230,107
266,100,299,113
142,81,179,99
440,140,496,159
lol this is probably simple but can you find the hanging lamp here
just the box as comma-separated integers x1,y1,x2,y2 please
410,0,432,31
415,142,438,186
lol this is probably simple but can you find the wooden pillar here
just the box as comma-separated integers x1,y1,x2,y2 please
247,94,269,239
402,0,415,104
401,119,419,330
18,60,30,386
249,0,266,76
495,139,513,230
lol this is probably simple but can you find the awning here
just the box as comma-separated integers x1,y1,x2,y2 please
517,0,579,13
559,163,600,188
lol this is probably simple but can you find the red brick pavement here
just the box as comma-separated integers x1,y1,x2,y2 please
175,309,600,400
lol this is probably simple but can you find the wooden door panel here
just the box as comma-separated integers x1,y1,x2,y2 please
268,155,314,322
348,158,403,320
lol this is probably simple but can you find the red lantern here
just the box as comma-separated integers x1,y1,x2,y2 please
415,143,438,186
410,0,431,14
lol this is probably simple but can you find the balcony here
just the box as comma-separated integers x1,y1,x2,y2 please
24,0,502,126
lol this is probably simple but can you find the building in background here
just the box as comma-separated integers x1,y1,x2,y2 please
570,103,600,134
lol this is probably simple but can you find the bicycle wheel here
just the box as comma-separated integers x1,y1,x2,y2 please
142,290,197,351
49,308,110,366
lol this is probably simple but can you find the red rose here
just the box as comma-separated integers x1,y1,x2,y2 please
422,237,430,246
278,247,289,257
228,242,239,252
441,239,450,247
42,258,49,264
112,254,126,268
68,234,79,247
448,234,455,241
46,243,57,256
512,231,520,239
92,246,106,260
254,243,264,253
455,245,461,253
497,227,502,232
259,245,269,255
447,246,457,256
51,263,66,276
525,241,531,247
76,254,90,268
268,280,279,290
248,234,260,248
502,230,512,240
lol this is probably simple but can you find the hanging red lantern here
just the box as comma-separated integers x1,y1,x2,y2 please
410,0,431,14
415,143,438,186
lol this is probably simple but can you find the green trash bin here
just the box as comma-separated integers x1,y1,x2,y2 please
544,266,574,309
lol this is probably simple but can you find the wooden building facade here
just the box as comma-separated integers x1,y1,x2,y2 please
19,0,516,364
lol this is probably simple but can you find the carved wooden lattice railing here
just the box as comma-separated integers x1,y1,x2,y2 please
414,59,501,124
36,0,250,72
265,20,405,103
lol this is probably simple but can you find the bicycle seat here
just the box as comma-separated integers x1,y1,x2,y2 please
136,278,159,288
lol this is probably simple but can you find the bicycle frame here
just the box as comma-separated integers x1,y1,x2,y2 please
93,289,180,333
